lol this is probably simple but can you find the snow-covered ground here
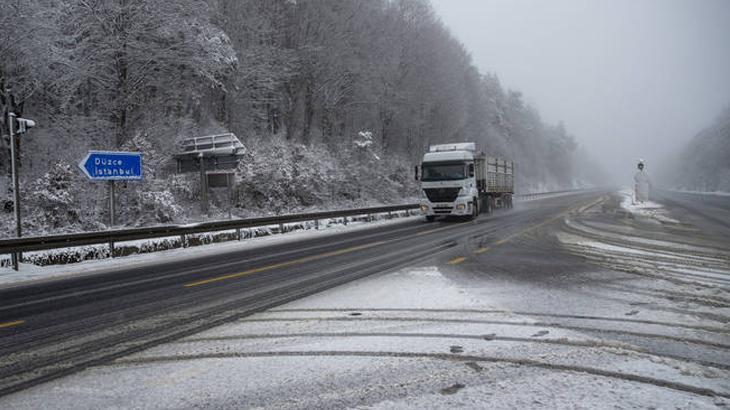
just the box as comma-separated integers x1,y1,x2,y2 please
558,191,730,322
0,215,420,288
618,188,679,224
3,263,727,409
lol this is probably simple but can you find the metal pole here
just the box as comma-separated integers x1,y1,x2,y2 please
109,180,116,257
228,173,233,220
8,112,21,271
199,153,208,215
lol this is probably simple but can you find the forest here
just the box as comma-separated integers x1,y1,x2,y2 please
1,0,594,236
663,107,730,192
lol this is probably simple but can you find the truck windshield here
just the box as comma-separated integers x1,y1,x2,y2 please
421,162,467,181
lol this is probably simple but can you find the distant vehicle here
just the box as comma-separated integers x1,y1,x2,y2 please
416,143,514,221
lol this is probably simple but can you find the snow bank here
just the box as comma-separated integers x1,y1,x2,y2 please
618,189,679,224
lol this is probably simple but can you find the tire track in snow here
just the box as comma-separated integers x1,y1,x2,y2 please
113,350,730,399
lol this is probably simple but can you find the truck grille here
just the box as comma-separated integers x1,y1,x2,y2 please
424,187,460,203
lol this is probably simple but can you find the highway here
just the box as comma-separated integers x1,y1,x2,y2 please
0,189,729,408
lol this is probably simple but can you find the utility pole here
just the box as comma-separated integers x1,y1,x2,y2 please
8,112,21,271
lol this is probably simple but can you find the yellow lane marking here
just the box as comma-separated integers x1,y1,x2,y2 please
447,256,467,265
416,222,468,237
184,241,387,287
0,320,24,329
186,197,597,288
473,247,490,255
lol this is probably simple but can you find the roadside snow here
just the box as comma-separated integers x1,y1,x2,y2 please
619,189,679,224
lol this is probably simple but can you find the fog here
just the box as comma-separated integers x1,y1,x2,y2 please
431,0,730,185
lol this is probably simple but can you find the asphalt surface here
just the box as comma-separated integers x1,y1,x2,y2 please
654,190,730,236
0,190,605,397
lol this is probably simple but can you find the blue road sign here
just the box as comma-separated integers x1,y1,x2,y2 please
79,151,143,181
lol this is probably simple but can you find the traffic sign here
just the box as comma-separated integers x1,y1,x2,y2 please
78,151,143,181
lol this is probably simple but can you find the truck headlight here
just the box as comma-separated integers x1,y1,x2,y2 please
456,203,466,210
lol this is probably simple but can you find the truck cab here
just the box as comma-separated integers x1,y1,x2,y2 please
418,143,480,220
417,142,514,221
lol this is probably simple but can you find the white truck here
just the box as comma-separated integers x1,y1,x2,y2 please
416,143,514,221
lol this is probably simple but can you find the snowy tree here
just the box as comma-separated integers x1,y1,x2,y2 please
58,0,236,147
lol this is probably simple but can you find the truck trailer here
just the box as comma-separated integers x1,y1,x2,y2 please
416,142,514,221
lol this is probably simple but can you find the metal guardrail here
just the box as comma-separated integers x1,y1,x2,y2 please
513,188,585,200
0,188,592,270
0,204,419,266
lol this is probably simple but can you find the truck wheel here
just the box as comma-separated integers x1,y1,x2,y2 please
426,215,436,222
485,196,493,214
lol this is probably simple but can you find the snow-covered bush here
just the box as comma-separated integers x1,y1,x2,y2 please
354,131,374,149
24,162,83,232
136,191,184,224
234,133,417,214
236,136,343,213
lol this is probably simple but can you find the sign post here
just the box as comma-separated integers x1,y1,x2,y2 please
79,151,143,257
108,180,116,255
8,113,20,270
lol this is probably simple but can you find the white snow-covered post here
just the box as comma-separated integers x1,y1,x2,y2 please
634,160,650,203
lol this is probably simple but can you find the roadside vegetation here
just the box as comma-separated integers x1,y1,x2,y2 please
663,107,730,192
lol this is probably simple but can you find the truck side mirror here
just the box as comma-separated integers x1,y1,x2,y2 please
414,165,420,181
468,163,475,177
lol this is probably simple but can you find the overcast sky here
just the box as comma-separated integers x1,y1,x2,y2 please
430,0,730,183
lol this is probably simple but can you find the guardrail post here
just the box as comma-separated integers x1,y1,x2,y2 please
236,228,242,241
343,216,348,226
315,219,319,230
279,223,284,234
180,234,187,248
